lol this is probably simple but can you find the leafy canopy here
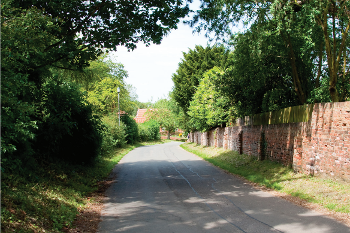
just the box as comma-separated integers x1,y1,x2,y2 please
188,0,350,102
188,67,233,132
172,44,234,112
145,97,181,135
3,0,190,84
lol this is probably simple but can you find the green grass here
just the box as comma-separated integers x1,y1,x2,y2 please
181,143,350,214
1,139,170,233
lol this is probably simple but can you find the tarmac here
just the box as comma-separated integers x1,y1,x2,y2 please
98,141,350,233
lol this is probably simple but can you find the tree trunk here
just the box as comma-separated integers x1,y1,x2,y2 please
167,131,170,140
316,41,323,89
281,30,306,104
316,4,350,102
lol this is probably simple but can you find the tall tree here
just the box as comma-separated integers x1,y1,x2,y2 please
3,0,189,84
1,0,190,158
86,77,137,115
215,27,302,117
188,67,233,132
188,0,350,102
308,0,350,101
172,45,233,113
57,54,128,91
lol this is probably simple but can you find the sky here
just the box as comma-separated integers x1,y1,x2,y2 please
110,22,211,103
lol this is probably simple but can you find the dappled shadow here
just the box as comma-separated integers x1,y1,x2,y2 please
98,142,349,233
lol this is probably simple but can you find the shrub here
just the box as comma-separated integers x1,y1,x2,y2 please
34,79,103,164
1,72,38,154
101,114,127,156
121,115,139,144
139,120,160,141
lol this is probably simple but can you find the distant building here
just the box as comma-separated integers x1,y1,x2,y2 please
134,109,148,123
134,108,184,135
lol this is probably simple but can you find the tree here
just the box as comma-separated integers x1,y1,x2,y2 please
188,67,233,132
188,0,350,102
3,0,190,84
35,79,104,164
308,0,350,101
214,24,308,117
53,54,138,115
1,0,190,160
1,7,59,157
85,77,137,115
145,97,180,139
57,54,128,92
172,45,233,113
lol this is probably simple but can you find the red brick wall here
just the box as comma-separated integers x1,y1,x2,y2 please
188,102,350,181
295,102,350,180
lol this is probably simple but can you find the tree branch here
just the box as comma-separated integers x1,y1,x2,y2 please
44,0,107,52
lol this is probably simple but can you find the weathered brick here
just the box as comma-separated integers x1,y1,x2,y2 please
188,102,350,181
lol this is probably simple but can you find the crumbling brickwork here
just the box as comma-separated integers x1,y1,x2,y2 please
188,102,350,181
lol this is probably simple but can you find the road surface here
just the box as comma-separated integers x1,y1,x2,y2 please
98,142,349,233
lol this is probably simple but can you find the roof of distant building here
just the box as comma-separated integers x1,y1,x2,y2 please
134,109,148,123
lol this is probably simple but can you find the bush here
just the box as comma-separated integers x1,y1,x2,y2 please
35,79,104,164
101,114,127,156
1,72,38,158
121,115,139,144
139,120,160,141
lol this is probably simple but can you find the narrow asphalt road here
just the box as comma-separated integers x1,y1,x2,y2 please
98,142,349,233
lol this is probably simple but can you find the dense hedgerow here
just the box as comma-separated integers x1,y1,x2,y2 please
34,79,104,164
121,115,139,144
139,120,160,141
101,114,127,156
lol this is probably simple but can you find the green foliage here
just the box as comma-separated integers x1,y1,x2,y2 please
121,115,139,144
57,55,129,92
145,97,181,137
1,144,138,233
134,101,153,109
308,75,350,103
35,79,103,164
172,45,234,112
214,27,304,117
1,5,63,85
57,55,137,116
86,77,136,115
1,72,38,157
188,67,233,131
138,120,161,142
101,115,127,156
4,1,189,83
1,5,59,157
189,0,350,103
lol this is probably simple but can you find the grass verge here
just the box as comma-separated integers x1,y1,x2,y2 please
181,143,350,216
1,139,170,233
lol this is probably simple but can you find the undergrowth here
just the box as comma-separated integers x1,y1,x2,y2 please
1,140,169,233
181,143,350,214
